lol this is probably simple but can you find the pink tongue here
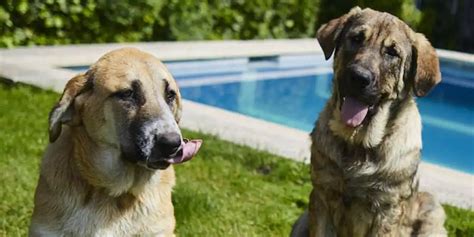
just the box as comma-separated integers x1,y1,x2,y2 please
341,97,369,127
166,139,202,164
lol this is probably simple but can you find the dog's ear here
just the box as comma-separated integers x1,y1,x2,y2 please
410,33,441,97
49,74,91,142
316,6,362,60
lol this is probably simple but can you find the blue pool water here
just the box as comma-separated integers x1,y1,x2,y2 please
67,54,474,173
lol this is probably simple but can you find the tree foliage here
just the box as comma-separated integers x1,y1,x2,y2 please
0,0,319,47
0,0,470,52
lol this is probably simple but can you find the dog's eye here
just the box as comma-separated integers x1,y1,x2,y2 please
386,46,399,57
166,89,177,104
351,33,364,44
164,79,177,104
114,89,134,100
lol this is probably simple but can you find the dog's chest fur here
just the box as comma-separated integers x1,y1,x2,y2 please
310,97,422,235
29,132,176,236
32,171,175,237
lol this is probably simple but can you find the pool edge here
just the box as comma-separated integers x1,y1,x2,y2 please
181,99,473,210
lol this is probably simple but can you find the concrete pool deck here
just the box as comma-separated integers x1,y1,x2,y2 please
1,39,472,209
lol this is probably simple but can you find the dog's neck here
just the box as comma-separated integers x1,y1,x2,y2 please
314,94,422,199
328,95,413,149
62,126,159,197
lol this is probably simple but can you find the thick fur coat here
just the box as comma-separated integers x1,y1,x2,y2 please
29,48,200,236
291,7,446,237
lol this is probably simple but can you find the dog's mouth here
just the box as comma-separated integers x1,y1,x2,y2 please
339,97,377,127
146,139,202,170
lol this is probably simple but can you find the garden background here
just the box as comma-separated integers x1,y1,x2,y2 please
1,0,472,53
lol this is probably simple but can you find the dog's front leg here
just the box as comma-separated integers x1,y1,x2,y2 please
308,189,336,237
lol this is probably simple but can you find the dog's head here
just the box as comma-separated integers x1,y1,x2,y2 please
317,7,441,128
48,48,201,170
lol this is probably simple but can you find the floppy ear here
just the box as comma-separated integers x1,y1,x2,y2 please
410,33,441,97
316,6,362,60
49,74,90,142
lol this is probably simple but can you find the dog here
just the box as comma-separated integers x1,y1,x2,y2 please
29,48,202,236
291,7,446,237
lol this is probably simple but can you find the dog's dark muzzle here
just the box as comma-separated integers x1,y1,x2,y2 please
340,65,380,105
147,132,183,169
350,65,374,90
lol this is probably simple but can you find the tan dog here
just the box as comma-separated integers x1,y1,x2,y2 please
29,48,202,236
291,7,446,237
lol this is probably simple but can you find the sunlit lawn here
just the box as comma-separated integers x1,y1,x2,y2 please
0,83,472,236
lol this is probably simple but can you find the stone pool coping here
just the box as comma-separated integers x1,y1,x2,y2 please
0,39,472,209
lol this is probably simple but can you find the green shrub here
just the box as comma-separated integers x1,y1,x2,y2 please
0,0,166,47
317,0,421,29
0,0,319,47
0,0,470,52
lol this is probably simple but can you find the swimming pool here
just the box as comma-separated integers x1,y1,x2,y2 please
68,54,474,174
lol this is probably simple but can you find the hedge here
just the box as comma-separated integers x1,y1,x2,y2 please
0,0,319,47
0,0,470,52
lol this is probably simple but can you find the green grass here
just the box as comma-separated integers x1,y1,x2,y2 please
0,83,473,236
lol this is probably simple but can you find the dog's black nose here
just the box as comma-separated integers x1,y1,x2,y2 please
155,133,182,157
350,66,374,89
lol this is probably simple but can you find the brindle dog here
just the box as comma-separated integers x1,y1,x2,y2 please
291,7,446,237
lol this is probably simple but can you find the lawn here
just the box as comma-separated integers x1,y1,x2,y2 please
0,82,473,236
